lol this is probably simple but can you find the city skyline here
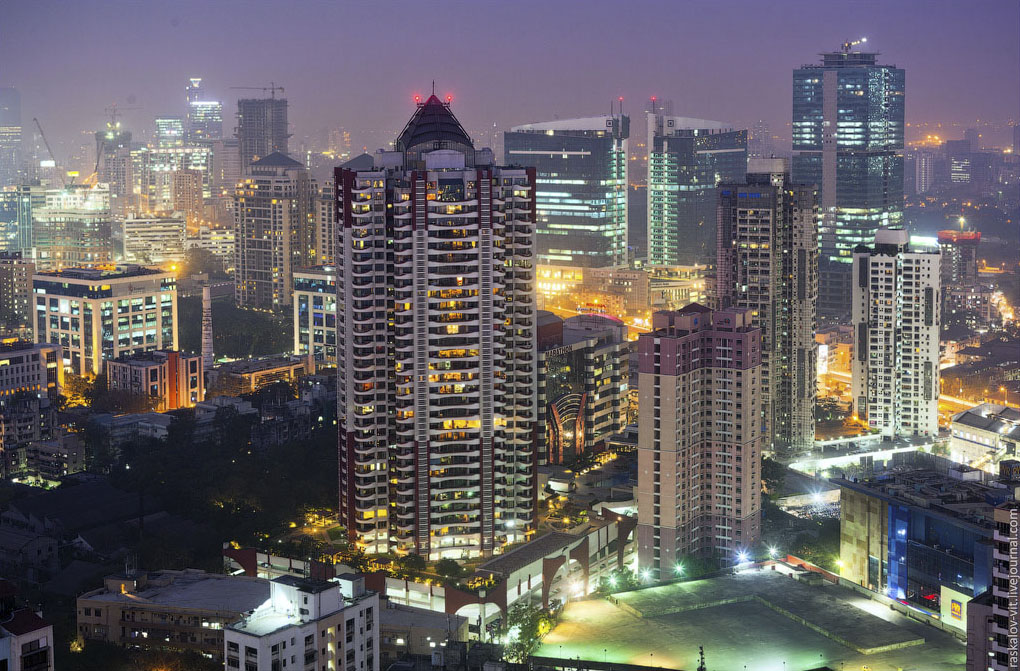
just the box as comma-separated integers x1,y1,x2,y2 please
1,0,1017,157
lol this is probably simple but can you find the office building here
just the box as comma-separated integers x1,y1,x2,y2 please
646,114,747,266
33,266,178,376
133,144,212,211
105,349,204,411
0,88,21,189
636,305,763,578
0,252,35,334
938,229,980,287
505,115,628,267
966,496,1019,671
851,228,940,439
336,94,536,559
234,152,316,311
949,403,1019,470
536,312,629,465
747,120,772,159
186,78,223,142
171,169,204,223
155,116,185,148
837,467,1011,612
0,341,62,405
210,137,241,196
293,266,336,365
716,159,818,457
224,575,379,671
207,354,315,397
0,608,54,671
11,184,44,252
95,124,134,213
236,97,289,168
119,214,186,265
31,186,113,271
186,225,235,268
77,569,270,662
793,40,905,319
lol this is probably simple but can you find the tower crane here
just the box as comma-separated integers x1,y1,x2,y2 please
230,82,285,98
32,117,68,188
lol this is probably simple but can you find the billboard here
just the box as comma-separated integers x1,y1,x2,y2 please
939,585,970,631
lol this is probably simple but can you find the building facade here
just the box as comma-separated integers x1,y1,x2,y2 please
293,266,336,365
646,114,747,266
0,88,21,190
636,305,762,578
105,349,203,411
33,267,178,376
716,159,818,457
236,97,289,168
119,214,187,265
504,115,628,267
0,608,54,671
234,153,316,311
937,229,980,288
949,404,1019,470
336,94,536,559
793,41,905,319
851,228,940,439
186,78,223,143
0,252,35,335
966,498,1019,671
0,341,62,403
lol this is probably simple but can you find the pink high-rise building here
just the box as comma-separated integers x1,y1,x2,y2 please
636,304,763,578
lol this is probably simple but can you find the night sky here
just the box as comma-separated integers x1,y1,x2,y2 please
3,0,1018,154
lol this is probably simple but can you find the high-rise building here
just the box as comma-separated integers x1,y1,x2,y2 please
171,169,204,223
966,496,1019,671
937,229,980,288
748,120,773,159
646,114,747,265
95,124,134,213
0,251,36,334
912,148,937,195
33,266,178,376
716,159,818,457
32,185,113,271
314,178,336,264
504,115,628,267
793,40,905,320
233,153,315,311
851,228,940,439
132,145,212,212
335,94,536,559
292,265,336,365
0,88,22,189
119,214,187,265
210,138,241,196
155,116,185,148
186,78,223,143
12,183,45,252
236,98,289,168
636,305,762,578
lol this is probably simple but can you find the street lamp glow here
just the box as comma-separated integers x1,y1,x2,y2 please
768,546,778,559
674,562,685,575
641,568,652,582
736,551,750,564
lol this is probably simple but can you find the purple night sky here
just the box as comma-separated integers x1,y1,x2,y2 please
2,0,1018,154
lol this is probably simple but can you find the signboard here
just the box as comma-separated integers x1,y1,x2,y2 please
939,585,970,632
1000,459,1020,482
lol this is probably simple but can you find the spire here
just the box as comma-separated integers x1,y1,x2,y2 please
395,89,473,156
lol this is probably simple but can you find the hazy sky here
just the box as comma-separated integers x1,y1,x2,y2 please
3,0,1018,154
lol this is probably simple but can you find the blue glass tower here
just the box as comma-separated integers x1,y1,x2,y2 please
793,40,905,319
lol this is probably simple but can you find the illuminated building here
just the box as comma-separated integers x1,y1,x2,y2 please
0,88,22,189
913,148,936,194
95,125,133,213
292,265,336,365
105,349,203,411
537,312,629,464
236,97,289,167
186,78,223,142
119,214,186,265
793,40,905,320
31,185,113,271
637,305,762,577
233,152,315,312
315,178,336,264
33,266,178,376
966,497,1020,671
154,116,185,148
851,228,940,439
170,169,204,223
209,138,241,196
336,94,536,558
185,225,235,269
716,159,818,457
504,115,628,267
948,404,1019,470
132,145,212,210
12,183,45,252
224,575,378,671
937,229,980,287
0,251,35,334
0,340,62,402
646,114,747,266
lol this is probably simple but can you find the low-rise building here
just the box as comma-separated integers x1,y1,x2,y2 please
292,266,336,365
0,608,54,671
0,341,62,402
379,603,468,664
224,574,379,671
207,354,315,397
950,403,1020,470
76,569,270,661
119,214,187,265
0,527,58,583
105,349,204,411
186,225,236,271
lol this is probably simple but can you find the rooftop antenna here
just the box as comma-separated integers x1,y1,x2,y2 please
432,80,435,96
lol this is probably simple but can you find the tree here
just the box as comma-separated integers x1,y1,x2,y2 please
436,558,464,580
501,602,555,663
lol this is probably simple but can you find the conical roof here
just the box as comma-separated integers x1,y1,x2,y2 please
395,95,473,154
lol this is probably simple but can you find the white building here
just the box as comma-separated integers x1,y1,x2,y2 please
225,575,378,671
949,403,1020,470
851,227,941,439
0,341,62,401
0,608,55,671
293,266,336,365
120,214,187,265
336,95,536,559
186,225,235,268
33,266,178,376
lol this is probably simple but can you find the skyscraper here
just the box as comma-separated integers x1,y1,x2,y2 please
793,40,905,320
716,159,818,458
186,78,223,142
236,97,289,167
646,114,747,266
851,228,940,439
233,152,315,311
0,88,22,188
504,115,628,267
336,94,536,559
95,124,133,213
637,305,762,577
155,116,185,148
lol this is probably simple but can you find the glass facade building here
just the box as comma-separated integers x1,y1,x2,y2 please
646,114,747,265
792,44,905,318
292,266,337,365
505,115,628,267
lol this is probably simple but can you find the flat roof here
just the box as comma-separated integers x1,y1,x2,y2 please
477,532,577,577
33,266,169,282
85,571,269,614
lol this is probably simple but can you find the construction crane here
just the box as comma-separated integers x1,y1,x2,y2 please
103,103,140,128
32,117,68,188
230,82,285,98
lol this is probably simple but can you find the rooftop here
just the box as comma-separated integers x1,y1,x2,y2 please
0,608,50,637
251,152,303,169
952,403,1020,439
395,94,473,155
33,265,169,282
477,532,577,577
84,570,269,614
